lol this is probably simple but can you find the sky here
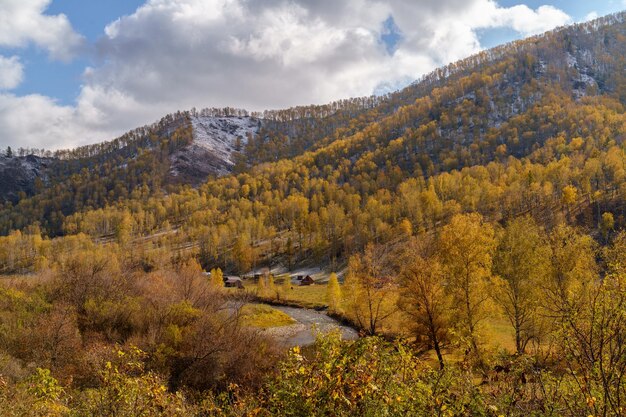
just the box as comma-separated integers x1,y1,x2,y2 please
0,0,623,150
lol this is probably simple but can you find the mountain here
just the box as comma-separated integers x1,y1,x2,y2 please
0,112,252,203
0,12,625,245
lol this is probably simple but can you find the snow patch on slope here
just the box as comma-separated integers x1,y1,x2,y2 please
566,52,577,68
169,115,261,182
565,52,597,99
191,116,260,167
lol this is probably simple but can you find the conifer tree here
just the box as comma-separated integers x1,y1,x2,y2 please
268,275,277,300
257,274,268,298
281,276,292,300
209,267,224,288
326,273,341,312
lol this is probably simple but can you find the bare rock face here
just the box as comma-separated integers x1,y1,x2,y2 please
169,116,261,185
0,155,50,202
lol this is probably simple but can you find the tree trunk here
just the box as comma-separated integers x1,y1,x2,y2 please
433,336,445,370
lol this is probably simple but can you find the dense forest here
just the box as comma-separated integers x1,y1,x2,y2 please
0,11,626,417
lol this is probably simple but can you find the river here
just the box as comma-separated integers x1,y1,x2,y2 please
260,305,359,347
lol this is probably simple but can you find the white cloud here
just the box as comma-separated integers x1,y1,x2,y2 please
0,93,112,151
488,4,570,35
0,0,85,61
0,56,24,90
584,11,599,22
0,0,572,149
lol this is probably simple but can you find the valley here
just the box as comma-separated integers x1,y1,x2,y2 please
0,10,625,417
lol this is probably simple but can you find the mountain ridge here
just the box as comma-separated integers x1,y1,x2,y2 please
0,11,625,238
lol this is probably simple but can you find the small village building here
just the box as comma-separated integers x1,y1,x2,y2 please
224,276,244,289
300,275,315,286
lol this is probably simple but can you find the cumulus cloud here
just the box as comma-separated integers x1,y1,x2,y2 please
0,93,102,150
0,56,24,90
0,0,571,149
497,5,570,34
0,0,85,61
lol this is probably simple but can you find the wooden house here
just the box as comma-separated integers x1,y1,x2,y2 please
224,276,244,289
300,275,314,286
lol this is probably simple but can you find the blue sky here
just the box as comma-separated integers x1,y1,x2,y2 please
0,0,623,150
9,0,145,104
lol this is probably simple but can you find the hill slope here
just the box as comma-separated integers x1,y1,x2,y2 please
0,12,625,256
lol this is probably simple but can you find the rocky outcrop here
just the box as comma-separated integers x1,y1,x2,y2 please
0,155,50,202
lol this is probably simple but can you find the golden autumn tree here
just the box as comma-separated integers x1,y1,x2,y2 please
492,216,551,354
326,273,342,313
281,275,292,299
257,274,268,298
209,267,224,288
544,224,597,318
398,240,451,369
604,230,626,275
437,213,495,358
344,244,396,335
267,274,278,300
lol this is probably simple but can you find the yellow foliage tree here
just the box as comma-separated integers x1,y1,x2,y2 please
544,224,597,317
326,273,342,313
281,275,292,300
209,267,224,288
268,275,277,300
257,275,268,298
344,244,396,335
398,249,450,369
492,216,550,354
438,213,495,358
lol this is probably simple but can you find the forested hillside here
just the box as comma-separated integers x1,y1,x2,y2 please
3,12,624,265
0,12,626,417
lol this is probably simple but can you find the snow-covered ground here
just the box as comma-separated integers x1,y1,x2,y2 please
169,115,261,180
565,52,597,98
566,52,578,68
191,115,260,167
